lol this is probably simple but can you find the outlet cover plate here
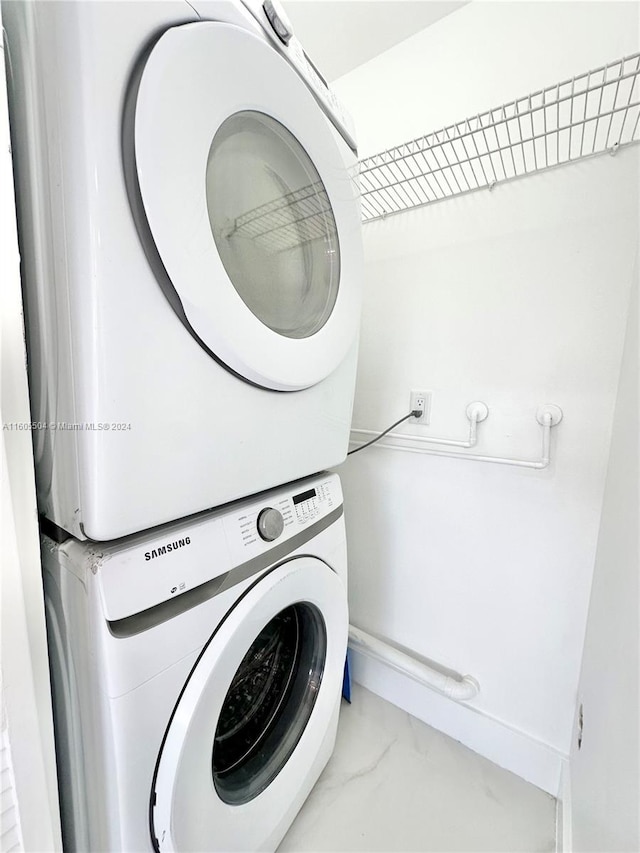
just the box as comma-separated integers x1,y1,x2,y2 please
410,390,432,424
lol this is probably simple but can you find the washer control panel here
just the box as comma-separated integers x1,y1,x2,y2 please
227,473,341,557
95,473,342,620
291,481,334,523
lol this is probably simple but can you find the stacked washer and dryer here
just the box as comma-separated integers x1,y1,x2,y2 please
4,1,362,850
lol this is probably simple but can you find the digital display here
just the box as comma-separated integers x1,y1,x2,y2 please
293,488,316,505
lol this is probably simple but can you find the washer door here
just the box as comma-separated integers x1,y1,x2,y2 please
150,557,348,852
132,22,362,391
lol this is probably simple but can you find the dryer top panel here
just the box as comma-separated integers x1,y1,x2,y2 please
58,473,344,622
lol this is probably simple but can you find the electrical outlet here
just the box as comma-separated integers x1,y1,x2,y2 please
410,390,431,424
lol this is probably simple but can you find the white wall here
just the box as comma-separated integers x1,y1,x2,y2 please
1,16,62,851
569,265,639,850
336,1,639,157
334,1,640,793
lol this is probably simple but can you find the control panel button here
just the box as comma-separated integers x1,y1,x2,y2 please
263,0,294,44
257,507,285,542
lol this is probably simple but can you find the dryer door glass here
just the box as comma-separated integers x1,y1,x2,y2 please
133,22,362,391
206,112,340,340
212,602,326,804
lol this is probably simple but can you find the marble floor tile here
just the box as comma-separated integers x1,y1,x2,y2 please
279,685,556,853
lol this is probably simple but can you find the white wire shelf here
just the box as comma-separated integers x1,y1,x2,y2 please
218,53,640,243
360,52,640,222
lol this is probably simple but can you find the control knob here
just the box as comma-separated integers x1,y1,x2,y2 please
263,0,294,44
257,507,284,542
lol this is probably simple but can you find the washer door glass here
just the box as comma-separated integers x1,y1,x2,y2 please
212,603,326,804
207,112,340,340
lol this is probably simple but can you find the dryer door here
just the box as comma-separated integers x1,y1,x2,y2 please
130,22,362,391
150,557,348,852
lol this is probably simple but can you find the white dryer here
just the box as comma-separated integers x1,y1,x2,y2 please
42,471,347,852
4,0,362,540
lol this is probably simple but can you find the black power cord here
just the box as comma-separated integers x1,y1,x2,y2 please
347,409,423,457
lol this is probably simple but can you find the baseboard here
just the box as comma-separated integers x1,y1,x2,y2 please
556,788,563,853
350,647,565,797
559,759,572,852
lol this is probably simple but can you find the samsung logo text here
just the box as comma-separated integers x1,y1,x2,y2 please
145,537,191,561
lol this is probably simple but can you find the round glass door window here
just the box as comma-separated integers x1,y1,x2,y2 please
206,112,341,339
212,603,326,805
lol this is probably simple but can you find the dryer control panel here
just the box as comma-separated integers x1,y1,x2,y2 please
239,0,357,150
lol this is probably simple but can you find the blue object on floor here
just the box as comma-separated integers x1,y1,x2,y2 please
342,649,352,703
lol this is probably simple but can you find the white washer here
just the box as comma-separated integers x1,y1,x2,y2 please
42,471,348,852
4,0,362,540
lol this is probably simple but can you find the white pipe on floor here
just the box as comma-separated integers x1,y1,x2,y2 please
348,625,480,702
